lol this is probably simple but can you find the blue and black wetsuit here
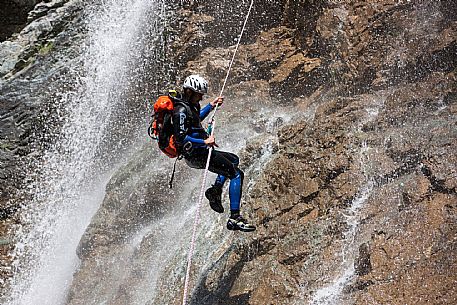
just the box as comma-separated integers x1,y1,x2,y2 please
173,97,244,213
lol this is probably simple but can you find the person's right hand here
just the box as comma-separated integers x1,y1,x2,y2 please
204,135,219,148
210,96,224,108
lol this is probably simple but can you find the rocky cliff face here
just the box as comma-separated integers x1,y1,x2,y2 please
162,1,456,304
0,0,88,284
0,0,87,290
1,0,456,304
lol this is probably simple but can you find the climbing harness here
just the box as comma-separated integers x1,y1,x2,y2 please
181,1,255,304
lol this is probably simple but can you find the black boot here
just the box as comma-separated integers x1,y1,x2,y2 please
227,215,256,232
205,185,224,213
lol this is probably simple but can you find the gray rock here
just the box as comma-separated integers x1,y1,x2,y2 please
0,41,23,76
0,0,81,78
0,0,83,213
20,16,53,43
28,0,68,22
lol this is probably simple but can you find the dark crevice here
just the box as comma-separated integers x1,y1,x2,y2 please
342,194,356,209
354,243,372,276
259,215,274,225
343,280,375,294
324,166,349,185
0,0,38,42
299,191,320,206
297,206,316,220
421,165,457,195
280,251,310,266
374,149,424,186
260,205,294,226
0,205,20,221
190,237,277,305
399,192,413,211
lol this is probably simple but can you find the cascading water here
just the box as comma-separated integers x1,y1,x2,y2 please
309,95,386,305
310,179,374,305
1,0,453,304
57,98,292,305
5,0,164,304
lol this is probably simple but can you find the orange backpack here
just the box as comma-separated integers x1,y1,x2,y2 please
148,94,180,158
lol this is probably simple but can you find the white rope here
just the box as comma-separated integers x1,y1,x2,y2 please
218,0,255,98
181,1,254,305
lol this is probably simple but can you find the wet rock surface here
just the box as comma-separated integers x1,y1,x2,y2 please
201,73,456,305
0,0,85,292
1,0,456,304
177,1,456,304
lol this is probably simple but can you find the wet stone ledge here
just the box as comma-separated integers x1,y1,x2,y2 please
0,0,81,79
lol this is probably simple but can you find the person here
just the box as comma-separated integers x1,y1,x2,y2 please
172,74,256,232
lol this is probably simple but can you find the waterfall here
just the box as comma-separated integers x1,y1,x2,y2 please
309,94,386,305
1,0,453,304
5,1,164,304
310,180,374,305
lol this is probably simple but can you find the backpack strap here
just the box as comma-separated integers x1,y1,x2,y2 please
170,96,192,116
170,98,193,135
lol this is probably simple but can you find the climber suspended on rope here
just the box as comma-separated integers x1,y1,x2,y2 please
173,75,256,232
177,2,256,304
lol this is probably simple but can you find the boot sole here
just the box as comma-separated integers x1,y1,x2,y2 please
227,223,256,232
206,188,224,213
209,201,224,213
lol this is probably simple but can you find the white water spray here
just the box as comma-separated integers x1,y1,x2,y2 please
6,1,162,304
310,95,385,304
310,179,374,305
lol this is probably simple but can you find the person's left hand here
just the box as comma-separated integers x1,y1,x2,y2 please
204,135,219,147
210,96,224,107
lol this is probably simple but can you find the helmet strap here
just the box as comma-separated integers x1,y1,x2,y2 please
183,88,193,102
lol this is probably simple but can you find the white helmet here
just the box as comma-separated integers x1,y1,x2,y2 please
183,75,208,94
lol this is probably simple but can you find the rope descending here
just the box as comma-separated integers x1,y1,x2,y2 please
181,1,255,304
